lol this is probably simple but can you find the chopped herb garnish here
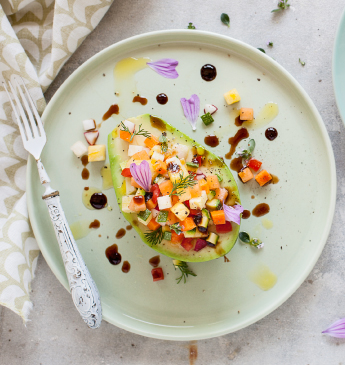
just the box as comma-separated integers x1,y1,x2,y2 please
258,48,266,53
186,162,199,168
267,41,274,47
170,223,182,235
159,132,168,153
299,58,306,66
120,122,151,142
271,0,290,12
220,13,230,27
173,260,197,284
170,173,197,196
216,173,223,182
187,22,196,29
239,231,264,249
201,112,214,126
144,227,163,246
236,139,256,160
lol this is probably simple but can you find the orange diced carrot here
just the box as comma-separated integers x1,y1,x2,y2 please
131,177,142,188
131,150,150,160
167,210,180,225
255,170,272,186
144,134,159,148
240,108,254,121
171,230,184,244
128,197,146,212
198,179,210,194
119,130,132,142
215,188,229,201
190,184,202,198
146,199,157,210
152,160,167,174
147,218,161,231
159,180,173,196
238,167,254,183
206,175,220,189
180,217,196,232
171,195,179,206
211,210,226,225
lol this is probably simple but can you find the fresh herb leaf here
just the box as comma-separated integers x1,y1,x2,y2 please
187,22,196,29
186,162,199,168
159,132,168,153
258,48,266,53
248,139,255,153
144,227,163,246
220,13,230,27
173,261,197,284
236,139,256,160
170,173,197,196
239,231,251,243
271,0,290,12
120,122,151,142
267,41,274,47
299,58,306,66
170,223,182,235
216,173,223,182
239,231,264,249
201,112,214,126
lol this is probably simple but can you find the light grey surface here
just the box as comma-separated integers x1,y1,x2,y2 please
1,0,345,364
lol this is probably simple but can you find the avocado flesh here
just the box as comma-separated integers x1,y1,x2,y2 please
108,114,241,262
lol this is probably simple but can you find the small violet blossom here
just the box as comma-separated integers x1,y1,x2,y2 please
147,58,179,79
322,318,345,338
223,203,244,225
130,160,152,192
180,94,200,130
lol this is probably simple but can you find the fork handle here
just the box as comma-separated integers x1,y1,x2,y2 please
43,191,102,329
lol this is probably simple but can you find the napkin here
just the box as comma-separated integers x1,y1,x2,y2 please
0,0,113,321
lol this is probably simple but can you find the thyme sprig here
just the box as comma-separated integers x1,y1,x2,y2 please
170,223,182,235
169,173,197,196
187,22,196,29
159,132,168,153
239,232,264,249
120,122,151,142
144,227,163,246
173,261,197,284
272,0,290,12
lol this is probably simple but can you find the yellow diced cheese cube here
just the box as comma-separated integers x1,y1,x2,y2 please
88,145,106,162
171,202,190,221
122,196,133,213
224,89,241,105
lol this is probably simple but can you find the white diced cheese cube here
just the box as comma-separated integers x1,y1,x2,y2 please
189,191,207,210
71,141,88,158
151,209,159,218
171,202,190,221
83,119,96,131
125,177,136,195
88,145,106,161
157,195,172,210
172,143,189,160
179,187,191,203
122,196,133,213
138,213,152,226
151,151,165,161
150,145,161,156
122,119,135,133
128,145,150,157
166,156,181,165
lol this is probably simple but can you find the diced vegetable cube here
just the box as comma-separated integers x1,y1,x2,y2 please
159,180,173,195
189,183,202,198
240,108,254,121
171,230,184,244
88,145,106,161
144,134,159,148
201,113,214,126
128,145,150,157
146,199,157,210
83,119,96,131
157,210,169,223
189,191,207,210
122,196,133,213
157,195,172,210
167,211,179,225
198,179,210,194
238,167,254,183
255,170,272,186
215,188,228,201
152,160,167,174
171,202,190,221
128,196,146,212
122,119,135,133
151,267,164,281
119,130,132,142
163,231,172,241
210,210,226,225
194,239,207,252
247,158,262,172
181,238,194,251
216,221,233,233
131,150,150,161
137,209,153,225
147,218,161,231
178,187,191,203
172,143,189,160
180,217,197,232
71,141,88,157
206,175,220,189
151,151,165,161
224,88,241,105
125,177,136,195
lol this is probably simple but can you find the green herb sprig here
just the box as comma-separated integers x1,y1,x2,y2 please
220,13,230,27
169,173,197,197
159,132,168,153
272,0,290,12
170,223,182,235
144,227,163,246
187,22,196,29
239,232,264,249
120,122,151,142
299,58,306,66
173,261,197,284
236,139,256,160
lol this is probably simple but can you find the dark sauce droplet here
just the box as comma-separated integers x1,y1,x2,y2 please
116,228,126,239
81,155,89,166
149,255,160,267
201,64,217,81
204,135,219,147
224,255,230,262
90,193,107,209
102,104,119,121
121,261,130,273
84,187,89,191
81,168,89,180
265,127,278,141
242,210,251,219
225,128,249,159
89,219,100,229
150,115,166,131
126,225,132,230
235,115,244,127
105,244,121,265
270,174,279,184
156,93,168,105
230,156,244,172
252,203,270,217
133,95,148,105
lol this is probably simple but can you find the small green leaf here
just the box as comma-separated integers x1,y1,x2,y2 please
187,22,196,30
216,174,223,182
268,42,274,47
248,139,256,153
299,58,306,66
271,8,282,12
220,13,230,27
239,231,251,243
258,48,266,53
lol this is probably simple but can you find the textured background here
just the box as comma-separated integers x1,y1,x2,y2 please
1,0,345,364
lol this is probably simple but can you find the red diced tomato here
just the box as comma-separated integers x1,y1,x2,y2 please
192,155,203,167
151,268,164,282
121,168,132,177
247,158,262,172
181,238,194,251
184,200,190,209
216,221,233,234
189,209,201,216
151,183,160,204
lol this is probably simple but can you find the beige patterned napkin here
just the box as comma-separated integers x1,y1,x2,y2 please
0,0,113,321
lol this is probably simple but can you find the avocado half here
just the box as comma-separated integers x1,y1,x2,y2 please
108,114,241,262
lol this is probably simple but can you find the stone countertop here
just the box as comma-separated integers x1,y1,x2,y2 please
1,0,345,364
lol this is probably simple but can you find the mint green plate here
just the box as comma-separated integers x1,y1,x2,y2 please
27,30,336,340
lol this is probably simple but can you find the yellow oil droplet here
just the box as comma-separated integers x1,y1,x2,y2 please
243,103,279,129
249,264,277,291
261,218,273,230
70,220,91,240
82,187,101,210
101,164,113,190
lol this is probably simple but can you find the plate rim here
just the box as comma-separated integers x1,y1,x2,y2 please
27,29,337,340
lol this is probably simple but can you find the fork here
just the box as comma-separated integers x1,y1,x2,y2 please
3,77,102,329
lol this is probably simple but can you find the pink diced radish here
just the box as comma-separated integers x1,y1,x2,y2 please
203,104,218,115
194,239,207,252
84,130,99,145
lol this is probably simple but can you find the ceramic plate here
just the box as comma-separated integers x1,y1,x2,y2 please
27,30,336,340
333,7,345,125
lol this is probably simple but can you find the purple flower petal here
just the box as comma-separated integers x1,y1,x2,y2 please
147,58,179,79
180,94,200,130
322,318,345,338
223,203,244,225
130,160,152,192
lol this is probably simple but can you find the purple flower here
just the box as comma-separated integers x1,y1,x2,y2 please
223,203,244,225
130,160,152,192
322,318,345,338
180,94,200,130
147,58,179,79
